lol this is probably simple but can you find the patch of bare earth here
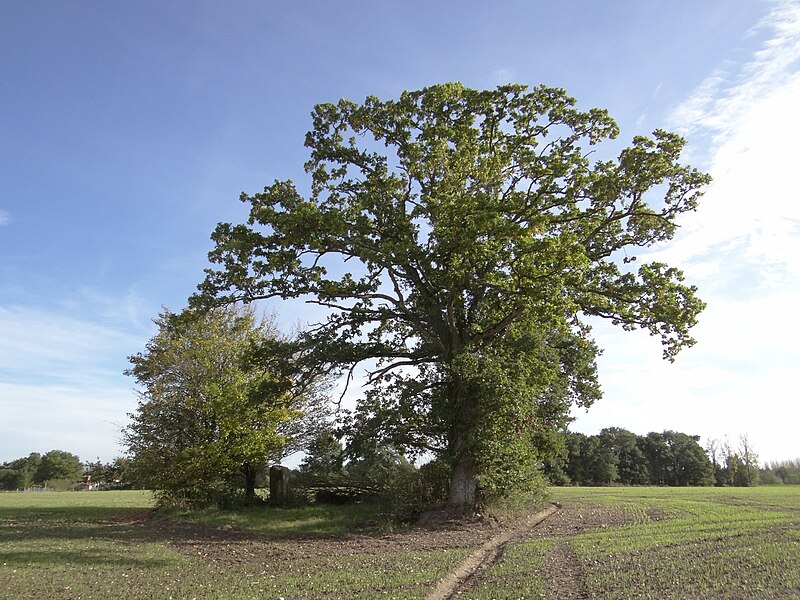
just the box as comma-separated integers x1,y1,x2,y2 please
120,501,634,597
426,505,558,600
155,514,498,566
531,502,635,600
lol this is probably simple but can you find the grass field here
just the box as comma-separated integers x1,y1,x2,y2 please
1,487,799,598
465,486,800,599
0,490,468,599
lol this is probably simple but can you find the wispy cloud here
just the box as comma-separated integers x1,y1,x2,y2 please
576,1,800,462
671,2,800,145
491,67,517,84
661,0,800,285
0,305,142,382
0,305,145,461
0,210,9,226
0,381,134,463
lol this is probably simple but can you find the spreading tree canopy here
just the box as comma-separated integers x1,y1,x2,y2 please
195,83,710,512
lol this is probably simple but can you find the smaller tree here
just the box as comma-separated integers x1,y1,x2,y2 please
733,434,759,487
35,450,83,487
715,435,759,487
705,438,727,486
0,453,42,490
124,306,329,507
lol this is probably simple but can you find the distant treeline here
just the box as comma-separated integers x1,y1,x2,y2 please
0,452,130,491
2,435,797,494
544,428,794,487
761,458,800,485
0,450,84,491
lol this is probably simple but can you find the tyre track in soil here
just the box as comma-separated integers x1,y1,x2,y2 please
426,504,559,600
542,535,587,600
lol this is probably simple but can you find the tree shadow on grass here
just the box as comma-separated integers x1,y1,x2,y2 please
0,547,177,569
0,506,210,569
0,499,496,573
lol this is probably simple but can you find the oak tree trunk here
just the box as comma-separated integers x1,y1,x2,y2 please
447,453,478,514
447,387,480,515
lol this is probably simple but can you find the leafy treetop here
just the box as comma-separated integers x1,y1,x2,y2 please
194,83,710,510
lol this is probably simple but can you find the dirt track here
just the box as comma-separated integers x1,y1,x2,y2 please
426,504,558,600
427,499,636,599
158,502,634,598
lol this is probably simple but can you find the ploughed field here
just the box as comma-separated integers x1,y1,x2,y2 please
0,487,798,599
464,486,800,599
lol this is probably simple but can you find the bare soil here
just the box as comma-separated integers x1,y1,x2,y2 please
426,504,558,600
150,512,499,565
535,502,635,600
123,501,634,597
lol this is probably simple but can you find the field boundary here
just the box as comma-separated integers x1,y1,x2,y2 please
426,503,559,600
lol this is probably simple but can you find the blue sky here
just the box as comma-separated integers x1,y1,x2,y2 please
1,1,798,465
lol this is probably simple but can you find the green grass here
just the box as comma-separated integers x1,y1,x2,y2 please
553,486,800,599
3,487,799,598
0,489,154,514
161,500,394,537
0,490,468,599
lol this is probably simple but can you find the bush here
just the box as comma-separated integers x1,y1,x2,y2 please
45,478,80,492
376,459,452,522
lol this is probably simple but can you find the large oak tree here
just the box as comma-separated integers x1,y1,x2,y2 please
195,83,709,512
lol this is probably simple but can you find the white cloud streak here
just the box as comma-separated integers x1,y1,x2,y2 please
662,0,800,283
0,305,143,462
0,210,9,226
574,0,800,462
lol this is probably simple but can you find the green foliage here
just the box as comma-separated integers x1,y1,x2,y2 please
599,427,649,485
412,458,453,509
294,441,420,513
195,82,709,511
0,451,82,490
640,431,713,486
564,431,619,485
299,431,345,476
763,458,800,485
707,435,760,487
0,453,41,490
84,456,133,488
345,444,416,488
34,449,84,486
560,428,713,486
124,305,325,508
